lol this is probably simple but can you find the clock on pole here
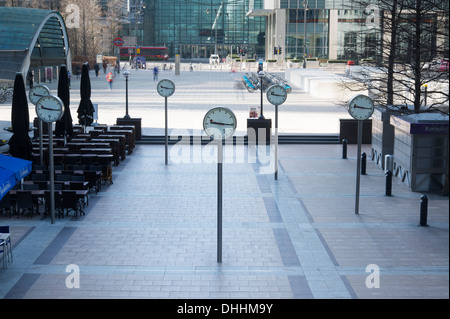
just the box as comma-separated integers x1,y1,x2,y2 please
29,84,50,105
157,79,176,164
203,106,237,141
35,95,65,225
35,95,65,123
347,94,374,214
266,85,288,180
203,106,237,263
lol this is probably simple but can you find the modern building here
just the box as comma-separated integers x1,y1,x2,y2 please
250,0,448,63
0,6,71,84
247,0,381,61
123,0,266,59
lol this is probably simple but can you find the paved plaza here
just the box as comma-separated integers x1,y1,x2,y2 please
0,65,448,300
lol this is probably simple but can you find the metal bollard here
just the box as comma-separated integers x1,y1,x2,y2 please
342,139,348,159
419,195,429,227
361,152,367,175
385,154,393,172
385,169,392,196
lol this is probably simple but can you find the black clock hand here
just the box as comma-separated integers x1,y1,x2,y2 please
210,120,233,126
41,106,59,111
354,104,370,109
161,86,173,90
33,93,46,97
270,92,284,97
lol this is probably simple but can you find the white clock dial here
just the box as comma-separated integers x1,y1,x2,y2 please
35,95,65,123
203,107,237,140
157,79,175,97
347,95,374,120
266,85,287,106
29,84,50,105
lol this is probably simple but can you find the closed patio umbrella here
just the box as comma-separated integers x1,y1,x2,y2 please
77,63,95,129
8,73,32,161
55,65,73,140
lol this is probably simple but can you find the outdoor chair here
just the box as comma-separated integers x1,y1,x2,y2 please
61,191,83,219
84,171,101,194
0,226,12,264
0,240,7,269
44,191,63,219
15,191,37,218
56,174,71,181
31,173,46,181
70,175,85,182
0,193,14,217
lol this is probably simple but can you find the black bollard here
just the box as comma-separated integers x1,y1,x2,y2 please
419,195,429,227
361,152,367,175
342,139,348,159
385,170,392,196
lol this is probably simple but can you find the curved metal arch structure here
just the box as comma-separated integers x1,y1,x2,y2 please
0,7,71,83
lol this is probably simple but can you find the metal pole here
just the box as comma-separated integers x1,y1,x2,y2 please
419,195,429,227
259,75,264,119
124,76,130,119
342,139,348,159
275,104,279,180
49,123,55,224
385,169,392,196
39,120,44,166
165,96,168,165
303,1,308,69
355,120,363,214
217,138,223,263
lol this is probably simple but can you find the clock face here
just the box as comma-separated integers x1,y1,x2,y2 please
203,107,237,140
348,94,374,120
266,85,287,106
35,95,65,123
29,85,50,105
157,79,175,97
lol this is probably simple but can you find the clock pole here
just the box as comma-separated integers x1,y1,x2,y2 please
165,97,168,165
355,119,363,214
49,123,56,224
217,137,223,263
274,104,279,180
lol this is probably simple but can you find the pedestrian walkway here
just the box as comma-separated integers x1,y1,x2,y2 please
1,142,448,299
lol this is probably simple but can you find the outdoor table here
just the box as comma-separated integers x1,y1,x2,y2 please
98,135,126,161
80,148,112,155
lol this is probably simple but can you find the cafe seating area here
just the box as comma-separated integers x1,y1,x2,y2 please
0,123,137,220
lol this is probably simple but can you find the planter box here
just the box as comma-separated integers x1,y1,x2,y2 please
116,117,142,140
371,107,395,169
390,113,449,192
247,118,272,145
339,119,372,144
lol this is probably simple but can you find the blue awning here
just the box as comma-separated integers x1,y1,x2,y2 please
0,154,32,182
0,167,15,200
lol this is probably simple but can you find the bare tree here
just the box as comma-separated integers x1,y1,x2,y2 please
340,0,449,114
60,0,102,60
101,0,125,56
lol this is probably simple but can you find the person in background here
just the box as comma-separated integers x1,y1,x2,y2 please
94,63,100,77
106,71,114,90
27,70,34,89
153,66,159,80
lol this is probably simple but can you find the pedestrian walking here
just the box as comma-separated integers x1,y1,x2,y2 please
153,66,159,81
27,70,34,89
68,70,72,88
106,71,114,90
94,63,100,77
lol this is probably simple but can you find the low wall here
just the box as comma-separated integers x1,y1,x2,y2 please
286,69,367,101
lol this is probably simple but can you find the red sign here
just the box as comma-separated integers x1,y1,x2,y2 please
113,37,124,47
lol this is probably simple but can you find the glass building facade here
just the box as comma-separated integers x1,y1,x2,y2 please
278,0,381,60
127,0,266,59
